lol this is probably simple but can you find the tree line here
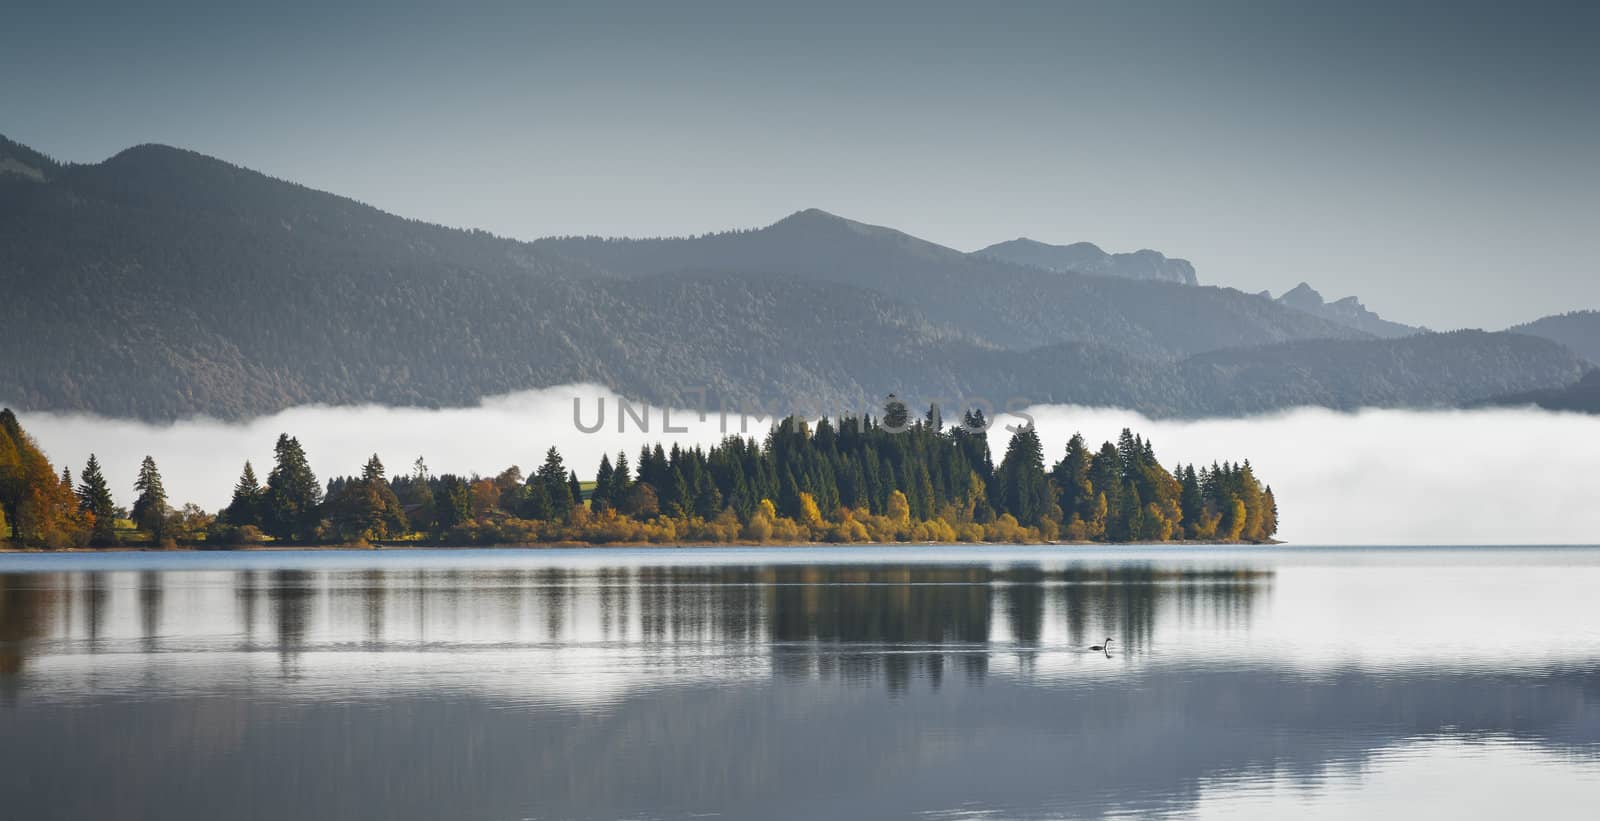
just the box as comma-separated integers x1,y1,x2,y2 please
1,400,1277,549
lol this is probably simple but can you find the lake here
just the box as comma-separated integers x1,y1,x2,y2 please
3,546,1599,819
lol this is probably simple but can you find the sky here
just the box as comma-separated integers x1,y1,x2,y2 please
2,0,1596,329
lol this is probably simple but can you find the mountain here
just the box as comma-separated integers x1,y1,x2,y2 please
972,237,1198,286
1269,282,1421,339
535,209,1364,356
0,135,1587,422
1486,369,1600,414
0,141,1001,419
1174,330,1585,415
1506,310,1600,365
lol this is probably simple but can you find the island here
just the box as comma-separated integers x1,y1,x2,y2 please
1,400,1277,551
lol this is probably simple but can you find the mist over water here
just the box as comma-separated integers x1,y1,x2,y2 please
11,385,1599,545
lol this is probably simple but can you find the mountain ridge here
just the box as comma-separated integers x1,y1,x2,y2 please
0,134,1588,422
1267,282,1422,339
534,208,1369,356
973,237,1199,286
1506,310,1600,365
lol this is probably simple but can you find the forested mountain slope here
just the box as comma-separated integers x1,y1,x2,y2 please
1,135,1586,422
535,209,1368,356
1506,311,1600,365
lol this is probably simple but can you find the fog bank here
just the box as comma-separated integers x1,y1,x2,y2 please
12,386,1599,545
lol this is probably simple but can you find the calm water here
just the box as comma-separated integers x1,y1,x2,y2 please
3,546,1599,820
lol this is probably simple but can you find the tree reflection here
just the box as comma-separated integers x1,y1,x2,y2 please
0,560,1271,692
271,570,314,670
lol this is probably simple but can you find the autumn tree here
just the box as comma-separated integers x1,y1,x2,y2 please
1,408,85,548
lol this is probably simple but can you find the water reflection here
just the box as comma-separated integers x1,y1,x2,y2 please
0,562,1270,677
0,549,1597,820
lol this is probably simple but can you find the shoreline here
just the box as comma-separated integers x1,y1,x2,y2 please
2,538,1284,554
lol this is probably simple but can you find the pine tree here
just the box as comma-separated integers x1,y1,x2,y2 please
394,457,437,533
994,425,1053,526
224,461,263,528
592,454,615,513
1051,433,1095,528
1262,485,1279,540
535,447,572,520
327,455,407,541
1179,464,1204,540
77,454,118,545
568,470,583,511
361,454,385,483
521,476,552,520
609,450,632,505
436,475,471,532
264,434,322,542
693,471,723,518
131,456,169,544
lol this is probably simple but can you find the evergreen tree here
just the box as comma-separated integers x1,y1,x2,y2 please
394,457,436,533
327,455,407,541
609,450,632,505
592,454,615,512
131,455,169,544
994,425,1054,527
264,434,322,542
1179,464,1204,539
568,470,583,512
1262,485,1279,540
362,454,385,483
436,475,471,532
1051,433,1095,529
693,471,723,518
76,454,118,545
223,461,263,528
521,477,552,520
536,447,573,520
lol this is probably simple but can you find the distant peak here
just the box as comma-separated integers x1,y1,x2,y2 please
102,142,216,166
973,237,1197,286
777,208,847,225
1274,282,1421,339
1279,282,1326,308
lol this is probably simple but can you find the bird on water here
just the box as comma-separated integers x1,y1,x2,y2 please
1089,638,1114,651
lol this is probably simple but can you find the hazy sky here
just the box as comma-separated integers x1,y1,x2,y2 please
3,0,1596,328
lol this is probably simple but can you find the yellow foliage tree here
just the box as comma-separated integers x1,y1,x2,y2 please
797,491,825,535
1221,498,1247,542
886,490,911,527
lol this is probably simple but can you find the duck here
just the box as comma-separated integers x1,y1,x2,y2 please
1089,637,1113,651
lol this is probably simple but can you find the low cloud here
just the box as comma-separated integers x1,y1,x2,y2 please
13,387,1599,546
